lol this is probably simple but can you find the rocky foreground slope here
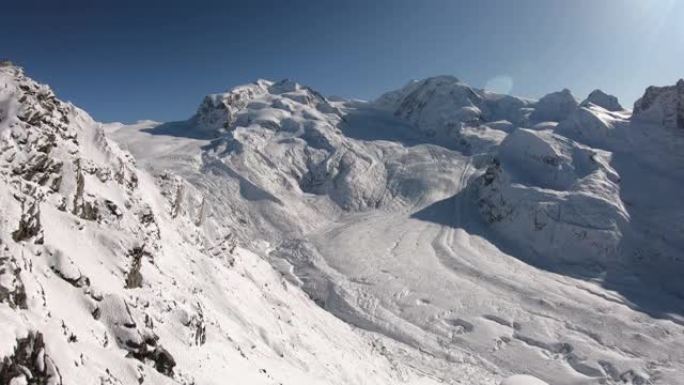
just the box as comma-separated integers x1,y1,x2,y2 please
0,64,452,385
2,62,684,385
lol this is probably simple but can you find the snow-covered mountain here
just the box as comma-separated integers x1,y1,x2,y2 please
0,63,448,385
3,62,684,385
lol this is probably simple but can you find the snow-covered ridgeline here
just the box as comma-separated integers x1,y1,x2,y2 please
3,59,684,385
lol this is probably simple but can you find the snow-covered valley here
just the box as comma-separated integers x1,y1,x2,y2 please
2,63,683,385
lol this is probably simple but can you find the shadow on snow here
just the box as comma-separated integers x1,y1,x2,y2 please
411,187,684,322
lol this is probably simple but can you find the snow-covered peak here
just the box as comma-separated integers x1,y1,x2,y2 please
189,78,338,137
189,79,271,137
374,76,476,116
529,88,578,123
580,89,623,111
374,76,532,142
633,79,684,129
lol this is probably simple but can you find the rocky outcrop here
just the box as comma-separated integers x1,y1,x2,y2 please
476,158,514,224
189,78,338,138
0,63,180,384
124,245,151,289
191,79,271,137
0,332,62,385
0,245,27,309
11,194,42,243
633,79,684,129
97,295,176,377
581,89,623,111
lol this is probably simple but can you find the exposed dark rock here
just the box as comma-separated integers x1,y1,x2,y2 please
580,89,623,111
192,305,207,346
0,252,28,310
633,79,684,129
476,159,514,224
126,342,176,377
12,199,42,243
104,200,122,218
49,256,90,288
0,331,63,385
171,184,184,219
150,347,176,377
125,246,149,289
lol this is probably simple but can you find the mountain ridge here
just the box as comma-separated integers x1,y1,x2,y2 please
2,63,684,385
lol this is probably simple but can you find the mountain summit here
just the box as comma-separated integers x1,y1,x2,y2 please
633,79,684,129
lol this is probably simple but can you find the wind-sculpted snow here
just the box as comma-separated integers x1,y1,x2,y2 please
19,68,684,385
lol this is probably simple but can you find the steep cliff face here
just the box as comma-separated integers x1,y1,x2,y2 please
633,79,684,129
0,63,175,385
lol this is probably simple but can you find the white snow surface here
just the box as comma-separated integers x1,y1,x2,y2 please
500,375,549,385
2,64,684,385
0,66,444,385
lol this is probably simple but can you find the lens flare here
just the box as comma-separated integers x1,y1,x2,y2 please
484,75,514,95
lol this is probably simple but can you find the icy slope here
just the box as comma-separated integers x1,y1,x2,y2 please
0,64,454,385
108,74,684,385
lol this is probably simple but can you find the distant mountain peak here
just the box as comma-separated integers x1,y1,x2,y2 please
529,88,578,123
581,89,623,111
633,79,684,129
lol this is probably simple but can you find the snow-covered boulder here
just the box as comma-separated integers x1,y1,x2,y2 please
633,79,684,129
580,89,623,111
529,89,578,123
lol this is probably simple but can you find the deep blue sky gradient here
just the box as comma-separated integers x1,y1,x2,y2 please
4,0,683,122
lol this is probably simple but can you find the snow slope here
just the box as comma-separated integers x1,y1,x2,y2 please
110,75,684,385
3,61,684,385
0,64,454,385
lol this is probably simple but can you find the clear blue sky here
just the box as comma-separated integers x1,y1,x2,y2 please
4,0,683,123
